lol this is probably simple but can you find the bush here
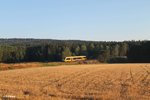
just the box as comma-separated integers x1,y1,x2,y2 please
108,56,128,63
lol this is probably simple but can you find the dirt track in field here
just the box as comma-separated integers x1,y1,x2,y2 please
0,64,150,100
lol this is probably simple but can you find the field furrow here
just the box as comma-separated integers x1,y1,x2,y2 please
0,64,149,100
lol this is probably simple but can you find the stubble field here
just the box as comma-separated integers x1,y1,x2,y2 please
0,64,149,100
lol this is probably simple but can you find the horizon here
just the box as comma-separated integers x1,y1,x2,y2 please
0,38,149,42
0,0,150,41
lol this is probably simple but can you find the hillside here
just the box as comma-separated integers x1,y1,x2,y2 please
0,38,150,63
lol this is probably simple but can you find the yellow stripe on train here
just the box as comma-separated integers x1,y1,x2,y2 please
64,56,87,62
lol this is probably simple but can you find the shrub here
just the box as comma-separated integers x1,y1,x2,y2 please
108,56,127,63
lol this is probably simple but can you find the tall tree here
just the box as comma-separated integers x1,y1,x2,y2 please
88,43,95,59
111,44,119,56
119,43,128,56
0,46,3,62
62,47,72,60
80,44,88,56
98,50,110,63
75,46,80,56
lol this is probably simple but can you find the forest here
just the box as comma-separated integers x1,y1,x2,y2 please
0,39,149,63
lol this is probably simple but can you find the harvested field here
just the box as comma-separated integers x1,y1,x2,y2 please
0,64,150,100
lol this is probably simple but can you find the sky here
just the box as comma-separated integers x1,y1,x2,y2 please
0,0,150,41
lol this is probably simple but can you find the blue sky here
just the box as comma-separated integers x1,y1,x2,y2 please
0,0,150,41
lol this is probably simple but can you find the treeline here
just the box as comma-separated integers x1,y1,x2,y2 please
0,39,149,63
